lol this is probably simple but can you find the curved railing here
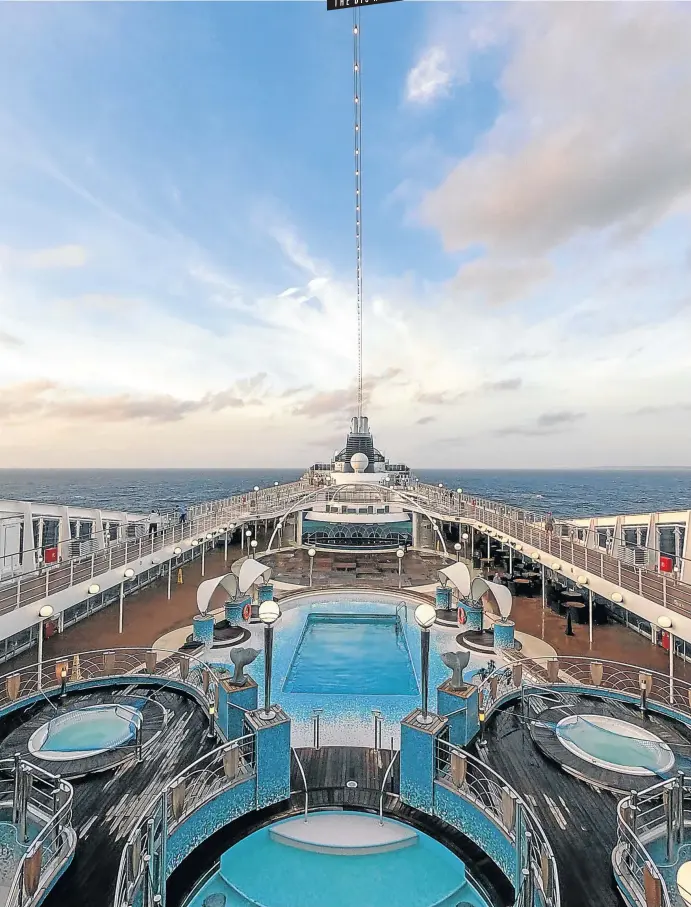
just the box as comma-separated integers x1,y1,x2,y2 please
0,757,75,907
434,738,560,907
0,646,226,718
113,732,256,907
475,654,691,723
614,776,685,907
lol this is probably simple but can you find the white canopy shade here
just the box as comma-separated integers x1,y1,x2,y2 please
196,572,239,615
438,562,471,598
470,576,513,620
231,557,273,594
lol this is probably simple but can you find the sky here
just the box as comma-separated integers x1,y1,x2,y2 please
0,1,691,469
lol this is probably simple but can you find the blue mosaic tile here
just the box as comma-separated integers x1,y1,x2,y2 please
493,621,515,651
400,722,437,813
192,615,215,646
437,687,479,748
253,717,291,809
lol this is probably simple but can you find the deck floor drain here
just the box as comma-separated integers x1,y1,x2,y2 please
346,781,358,789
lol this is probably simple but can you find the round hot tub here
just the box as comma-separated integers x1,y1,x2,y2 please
28,704,141,762
555,714,675,776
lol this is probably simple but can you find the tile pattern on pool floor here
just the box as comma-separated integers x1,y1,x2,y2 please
205,592,499,748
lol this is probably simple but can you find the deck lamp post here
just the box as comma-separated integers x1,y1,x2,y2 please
37,604,54,690
277,521,283,548
253,486,259,514
245,529,252,556
259,600,281,720
462,531,469,560
120,568,135,633
454,542,461,562
168,548,182,601
397,547,405,588
226,524,235,564
251,539,258,558
308,548,316,587
658,614,674,704
414,604,437,725
207,703,216,741
202,533,213,577
478,708,488,747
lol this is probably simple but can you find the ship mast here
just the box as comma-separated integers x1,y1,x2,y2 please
353,8,363,419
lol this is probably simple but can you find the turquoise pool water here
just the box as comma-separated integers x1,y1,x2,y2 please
555,714,675,775
186,812,491,907
283,614,418,695
30,705,140,757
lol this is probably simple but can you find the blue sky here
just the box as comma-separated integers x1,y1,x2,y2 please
0,2,690,468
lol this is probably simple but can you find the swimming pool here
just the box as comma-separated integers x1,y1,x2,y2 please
185,811,491,907
28,704,141,761
205,591,497,747
555,714,675,776
283,614,418,695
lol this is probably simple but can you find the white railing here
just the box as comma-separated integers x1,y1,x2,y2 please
434,738,560,907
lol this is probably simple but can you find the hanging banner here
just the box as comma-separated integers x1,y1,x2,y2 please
327,0,402,9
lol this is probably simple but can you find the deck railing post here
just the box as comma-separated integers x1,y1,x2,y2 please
618,561,622,586
70,560,74,587
666,786,675,862
600,552,604,577
16,577,21,609
45,571,50,598
90,552,95,578
677,772,685,845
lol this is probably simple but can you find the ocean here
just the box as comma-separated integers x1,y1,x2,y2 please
0,468,690,519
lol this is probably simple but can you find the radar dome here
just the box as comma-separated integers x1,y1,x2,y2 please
350,452,369,473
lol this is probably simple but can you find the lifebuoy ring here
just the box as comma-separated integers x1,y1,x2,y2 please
243,603,252,622
458,607,467,626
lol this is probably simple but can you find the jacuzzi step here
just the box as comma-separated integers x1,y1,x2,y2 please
268,812,418,855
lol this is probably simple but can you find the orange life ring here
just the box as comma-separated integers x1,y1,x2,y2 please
243,603,252,622
458,607,467,626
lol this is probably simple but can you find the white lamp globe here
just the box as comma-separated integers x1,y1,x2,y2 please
251,540,258,549
245,530,252,538
454,543,461,551
258,600,281,625
124,567,135,579
173,547,182,556
39,604,54,619
87,584,100,595
415,603,436,630
462,533,469,541
396,548,405,559
658,615,673,629
254,486,259,492
308,548,316,557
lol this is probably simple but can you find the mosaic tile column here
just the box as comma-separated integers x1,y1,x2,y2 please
257,584,274,603
435,586,452,610
464,604,484,632
436,680,480,747
217,673,258,741
226,595,251,624
192,615,215,646
399,709,448,814
245,706,291,809
493,620,515,651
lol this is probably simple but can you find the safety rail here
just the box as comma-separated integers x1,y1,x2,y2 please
0,756,75,907
413,483,691,611
0,646,225,716
0,480,313,616
113,732,256,907
434,738,560,907
613,774,690,907
475,654,691,724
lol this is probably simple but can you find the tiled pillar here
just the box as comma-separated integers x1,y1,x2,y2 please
192,614,215,646
493,620,515,651
399,710,448,813
226,595,251,624
257,584,274,603
463,604,484,632
245,707,291,809
217,674,258,741
436,680,480,747
435,586,452,610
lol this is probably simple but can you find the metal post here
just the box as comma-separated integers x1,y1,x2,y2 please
541,564,546,611
19,766,31,843
158,791,168,907
37,618,44,690
666,785,675,862
224,531,228,564
487,534,491,559
509,545,513,574
201,541,206,577
263,622,274,718
312,710,322,749
398,557,402,588
420,628,431,721
12,753,21,825
167,561,172,601
589,588,593,646
136,718,143,762
119,581,125,634
670,632,675,705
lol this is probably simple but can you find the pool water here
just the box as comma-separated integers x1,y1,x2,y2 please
186,812,491,907
555,714,675,776
282,614,418,695
29,705,141,759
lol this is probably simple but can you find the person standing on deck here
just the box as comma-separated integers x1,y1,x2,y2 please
148,510,160,536
179,504,187,525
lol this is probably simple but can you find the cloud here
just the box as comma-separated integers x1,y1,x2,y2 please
494,410,585,437
416,415,436,425
406,47,453,104
415,390,465,406
0,330,23,348
481,378,522,392
0,244,87,269
292,387,360,419
452,257,552,306
421,5,691,267
0,379,255,424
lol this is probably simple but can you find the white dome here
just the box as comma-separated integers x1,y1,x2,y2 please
350,452,369,472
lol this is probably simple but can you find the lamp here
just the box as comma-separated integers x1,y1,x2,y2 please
60,663,68,699
207,703,216,740
454,542,461,562
456,488,463,494
39,605,54,619
396,547,405,587
552,562,561,571
415,604,436,725
274,481,279,487
259,600,281,720
479,709,487,747
611,592,624,603
308,547,316,587
251,539,258,553
658,615,673,629
576,575,588,585
87,584,100,596
173,547,182,556
254,486,259,493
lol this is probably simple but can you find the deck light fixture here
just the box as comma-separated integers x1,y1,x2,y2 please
552,562,561,571
576,575,588,585
173,547,182,556
454,542,461,562
207,703,216,740
479,709,488,747
657,615,672,629
397,547,405,587
611,592,624,603
37,605,54,690
415,604,437,725
259,600,281,720
88,584,100,596
657,615,675,705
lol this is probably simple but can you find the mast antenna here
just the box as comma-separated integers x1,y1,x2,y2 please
353,7,363,418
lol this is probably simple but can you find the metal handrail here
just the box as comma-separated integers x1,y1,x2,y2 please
291,748,309,822
378,750,399,825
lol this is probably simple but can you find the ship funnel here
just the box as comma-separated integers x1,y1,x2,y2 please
359,416,369,433
351,416,359,434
